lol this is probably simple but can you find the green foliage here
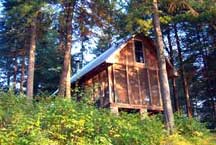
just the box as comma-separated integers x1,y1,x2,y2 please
175,113,209,136
0,92,214,145
0,92,164,145
174,113,212,144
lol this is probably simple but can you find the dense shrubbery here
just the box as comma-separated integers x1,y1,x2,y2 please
0,92,215,145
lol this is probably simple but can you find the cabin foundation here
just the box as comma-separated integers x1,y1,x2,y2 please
110,106,119,115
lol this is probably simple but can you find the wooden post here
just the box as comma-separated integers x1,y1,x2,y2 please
112,65,117,103
98,72,103,106
140,108,148,119
110,106,119,115
125,48,131,104
137,68,142,104
157,69,162,106
108,66,114,103
147,69,152,105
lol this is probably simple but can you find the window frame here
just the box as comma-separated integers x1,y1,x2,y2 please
133,39,145,64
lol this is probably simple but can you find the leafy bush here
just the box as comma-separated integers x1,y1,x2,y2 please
175,113,209,136
0,91,214,145
0,92,164,145
174,113,213,145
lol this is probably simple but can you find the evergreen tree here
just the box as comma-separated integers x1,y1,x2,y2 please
1,0,55,98
152,0,174,134
57,0,119,98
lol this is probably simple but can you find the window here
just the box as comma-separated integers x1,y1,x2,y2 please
135,41,144,63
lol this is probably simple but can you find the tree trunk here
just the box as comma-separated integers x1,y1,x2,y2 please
152,0,174,134
13,56,18,91
65,59,71,98
173,24,192,118
167,26,179,112
26,19,37,99
7,71,10,88
58,1,73,98
6,59,10,89
172,78,179,111
20,55,25,93
58,25,66,96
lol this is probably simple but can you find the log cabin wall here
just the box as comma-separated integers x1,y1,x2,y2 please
110,36,162,109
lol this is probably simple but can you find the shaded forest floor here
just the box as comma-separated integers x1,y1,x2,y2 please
0,91,215,145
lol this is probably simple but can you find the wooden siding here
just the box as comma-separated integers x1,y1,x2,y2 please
149,70,161,106
83,68,110,107
139,68,150,105
114,64,128,103
75,35,167,112
111,37,162,109
128,66,140,104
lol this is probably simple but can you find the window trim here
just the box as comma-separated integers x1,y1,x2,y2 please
133,39,145,64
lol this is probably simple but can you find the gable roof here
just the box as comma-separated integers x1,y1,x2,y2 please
71,35,132,83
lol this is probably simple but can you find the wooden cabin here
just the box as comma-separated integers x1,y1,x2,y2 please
71,33,177,114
